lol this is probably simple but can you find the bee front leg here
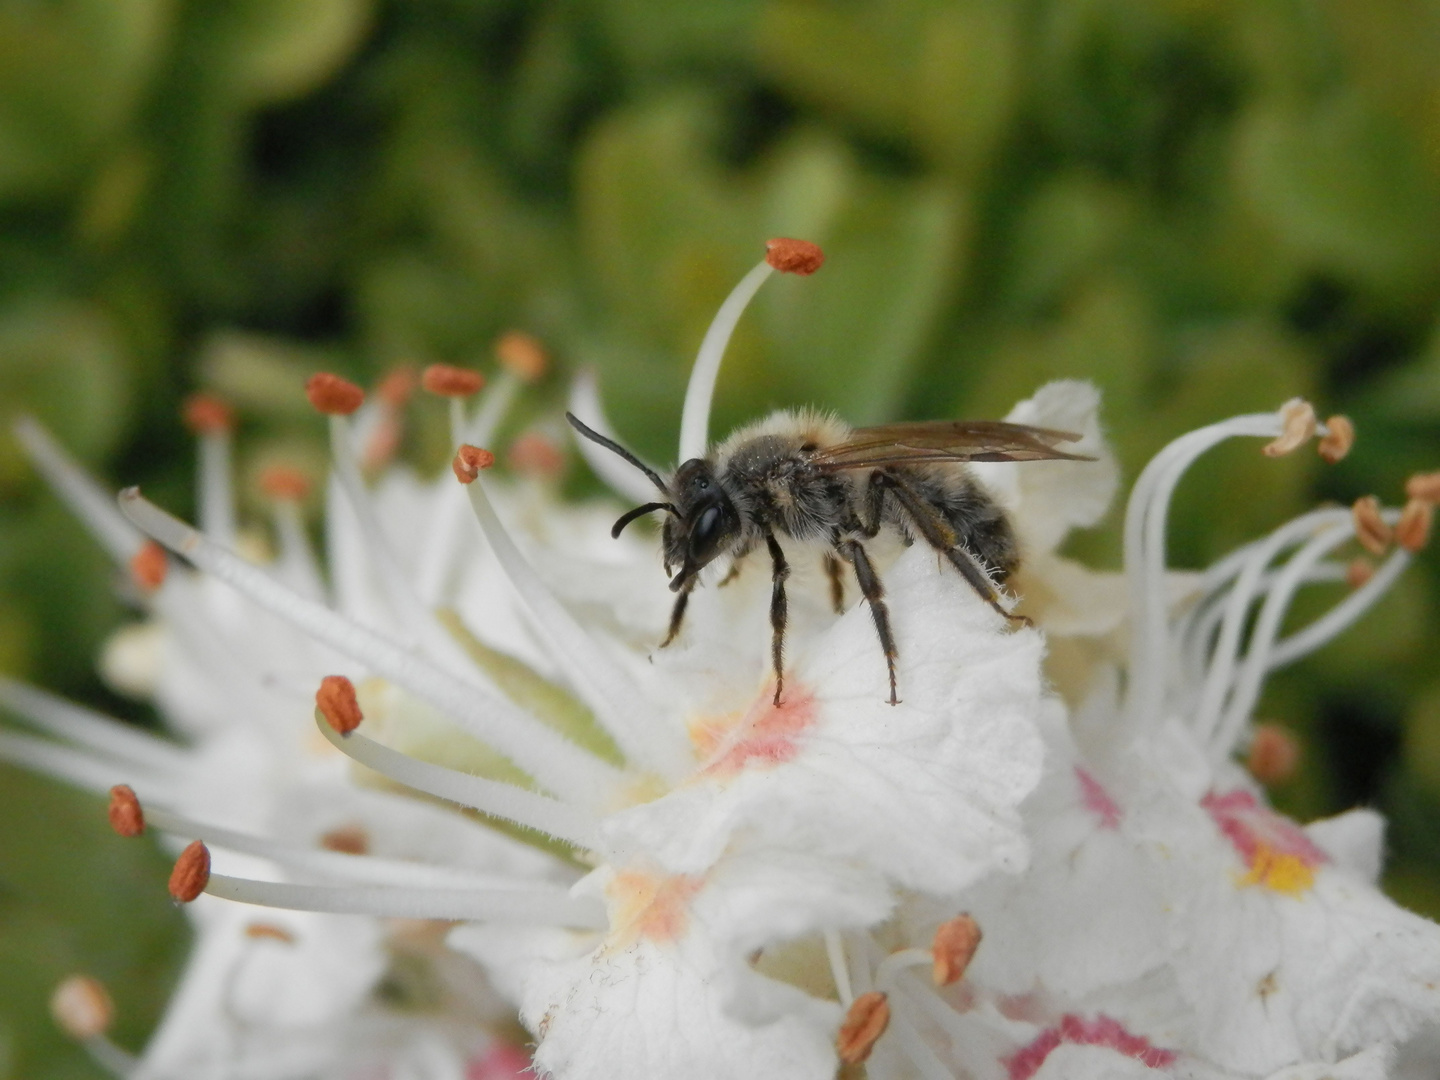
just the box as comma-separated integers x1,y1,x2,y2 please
840,539,899,705
765,534,790,706
660,577,695,648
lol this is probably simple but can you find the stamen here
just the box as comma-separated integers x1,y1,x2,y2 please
508,431,566,479
678,239,824,462
1246,723,1300,785
837,991,890,1065
1352,496,1392,555
825,929,854,1005
1346,558,1375,589
0,676,188,773
1267,546,1410,670
12,416,143,563
931,915,981,986
314,715,601,849
422,364,485,398
1406,471,1440,503
244,922,296,942
169,840,211,902
183,393,238,545
452,444,495,484
567,370,662,503
117,490,624,805
316,675,363,735
129,541,167,591
460,470,693,781
141,799,549,889
0,729,173,798
108,784,144,837
51,975,113,1039
259,465,311,502
357,366,415,470
305,372,365,415
425,365,485,447
765,237,825,275
202,873,607,928
379,366,417,407
1261,399,1317,457
1397,498,1433,552
1318,415,1354,463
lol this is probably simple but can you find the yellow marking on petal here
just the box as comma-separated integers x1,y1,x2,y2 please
606,870,703,948
1237,843,1315,896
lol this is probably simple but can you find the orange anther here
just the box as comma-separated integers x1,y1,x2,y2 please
508,432,566,478
182,393,235,434
452,444,496,484
837,991,890,1065
377,366,417,407
258,465,311,501
422,364,485,397
1405,471,1440,505
316,675,362,735
320,824,369,855
932,914,982,986
1397,498,1433,553
765,237,825,275
50,975,113,1039
305,372,365,415
1262,399,1317,457
129,541,167,591
169,840,210,903
107,785,144,837
1317,415,1354,463
1345,558,1375,590
1246,723,1300,786
1352,496,1392,556
494,331,547,382
245,923,297,943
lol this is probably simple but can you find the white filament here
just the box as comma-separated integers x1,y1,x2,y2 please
677,259,773,462
0,729,174,800
825,929,854,1005
204,873,607,929
0,676,189,774
12,416,143,563
118,490,623,806
270,500,325,601
567,370,662,503
463,476,691,781
465,370,520,447
316,717,601,849
197,431,236,547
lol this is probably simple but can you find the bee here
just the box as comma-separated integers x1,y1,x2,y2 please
566,408,1090,705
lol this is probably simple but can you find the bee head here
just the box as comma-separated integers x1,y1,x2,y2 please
663,458,739,589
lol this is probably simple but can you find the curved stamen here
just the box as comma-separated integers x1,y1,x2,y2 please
12,416,143,563
0,729,175,799
567,371,665,503
118,490,623,806
203,873,607,929
315,716,601,849
677,259,775,463
0,676,189,774
1266,546,1410,670
141,801,562,890
462,473,692,781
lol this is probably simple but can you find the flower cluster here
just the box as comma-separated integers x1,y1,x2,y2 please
8,240,1440,1080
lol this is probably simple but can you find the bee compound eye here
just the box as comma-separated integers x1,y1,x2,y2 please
694,505,722,546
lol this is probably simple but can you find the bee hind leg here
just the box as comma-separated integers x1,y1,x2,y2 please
840,539,899,705
823,553,846,613
765,535,790,706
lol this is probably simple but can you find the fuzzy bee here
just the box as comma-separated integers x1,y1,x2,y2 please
567,408,1090,706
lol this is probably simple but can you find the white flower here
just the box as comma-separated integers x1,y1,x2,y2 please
41,241,1055,1080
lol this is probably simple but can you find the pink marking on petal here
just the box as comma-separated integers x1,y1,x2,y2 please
467,1042,532,1080
1075,767,1122,829
606,870,704,948
1006,1014,1177,1080
691,683,817,778
1202,789,1327,895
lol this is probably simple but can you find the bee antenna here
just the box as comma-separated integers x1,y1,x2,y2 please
565,412,670,494
611,502,676,539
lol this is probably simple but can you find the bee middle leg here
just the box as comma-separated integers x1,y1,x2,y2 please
766,534,790,706
839,539,899,705
876,472,1030,627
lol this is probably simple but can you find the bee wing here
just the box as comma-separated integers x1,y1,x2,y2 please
810,419,1092,470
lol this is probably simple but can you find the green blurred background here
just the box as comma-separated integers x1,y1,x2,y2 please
2,0,1439,1075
